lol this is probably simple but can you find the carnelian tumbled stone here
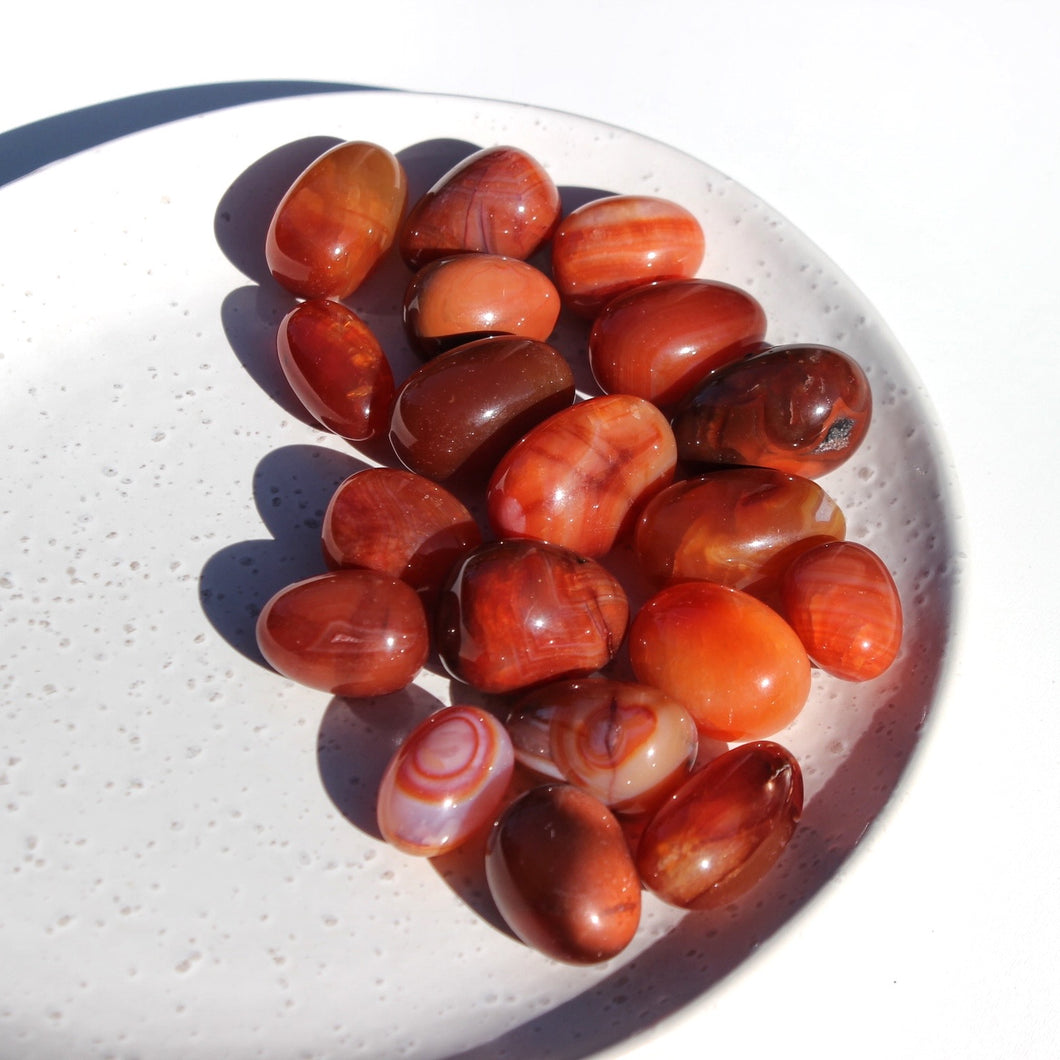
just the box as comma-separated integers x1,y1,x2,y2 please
403,253,561,358
507,677,699,815
277,299,395,442
321,467,482,603
629,581,811,741
634,467,845,599
266,140,407,300
779,540,903,681
672,343,873,478
550,195,705,317
399,146,561,270
436,539,629,695
636,741,803,909
486,783,641,964
487,393,677,557
389,335,575,484
255,570,428,697
588,278,767,409
377,705,515,857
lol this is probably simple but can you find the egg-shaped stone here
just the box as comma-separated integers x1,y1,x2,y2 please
551,195,705,317
403,253,560,357
266,140,407,300
486,783,641,963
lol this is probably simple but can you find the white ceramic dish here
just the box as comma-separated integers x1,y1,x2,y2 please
0,91,959,1059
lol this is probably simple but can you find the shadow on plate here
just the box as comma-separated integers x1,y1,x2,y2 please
0,79,381,187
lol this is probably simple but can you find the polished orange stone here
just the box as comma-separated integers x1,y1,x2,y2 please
486,783,641,963
629,580,811,741
321,467,482,603
436,540,629,695
636,741,803,909
487,393,677,557
551,195,705,317
277,299,395,442
634,467,846,599
779,540,903,681
403,253,560,357
399,146,561,270
266,140,407,300
588,278,767,408
255,570,428,697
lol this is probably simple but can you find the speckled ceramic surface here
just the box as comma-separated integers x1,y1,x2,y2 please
0,92,959,1059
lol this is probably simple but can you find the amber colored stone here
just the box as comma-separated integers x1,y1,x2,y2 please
321,467,483,602
389,335,574,485
403,253,561,357
255,570,428,697
436,540,629,695
266,141,407,300
779,540,903,681
672,343,873,478
588,278,767,409
487,393,677,557
486,783,641,963
551,195,705,317
634,467,845,599
377,705,515,857
629,581,811,741
507,677,699,815
399,146,561,270
277,299,395,442
636,741,803,909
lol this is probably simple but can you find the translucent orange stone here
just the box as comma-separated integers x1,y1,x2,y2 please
266,140,407,300
399,146,561,270
255,570,428,697
277,299,395,442
403,253,560,357
633,467,846,599
551,195,705,317
636,741,803,909
779,540,903,681
487,393,677,557
486,783,641,963
629,580,811,741
588,278,767,408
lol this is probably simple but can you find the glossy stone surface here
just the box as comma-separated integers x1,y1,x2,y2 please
436,540,629,694
636,741,803,909
588,278,767,408
507,678,699,815
255,570,428,697
389,336,575,484
487,393,677,557
629,580,811,741
672,343,873,477
780,540,903,681
550,195,705,317
321,467,482,602
377,705,515,857
277,299,395,442
634,467,846,599
485,783,641,964
266,140,407,300
399,146,561,270
403,253,560,357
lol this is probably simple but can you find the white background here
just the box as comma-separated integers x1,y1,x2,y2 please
3,1,1057,1056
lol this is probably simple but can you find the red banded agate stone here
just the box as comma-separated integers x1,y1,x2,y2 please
399,146,561,269
487,393,677,557
779,540,903,681
266,140,407,301
636,741,803,909
486,783,641,963
436,540,629,695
